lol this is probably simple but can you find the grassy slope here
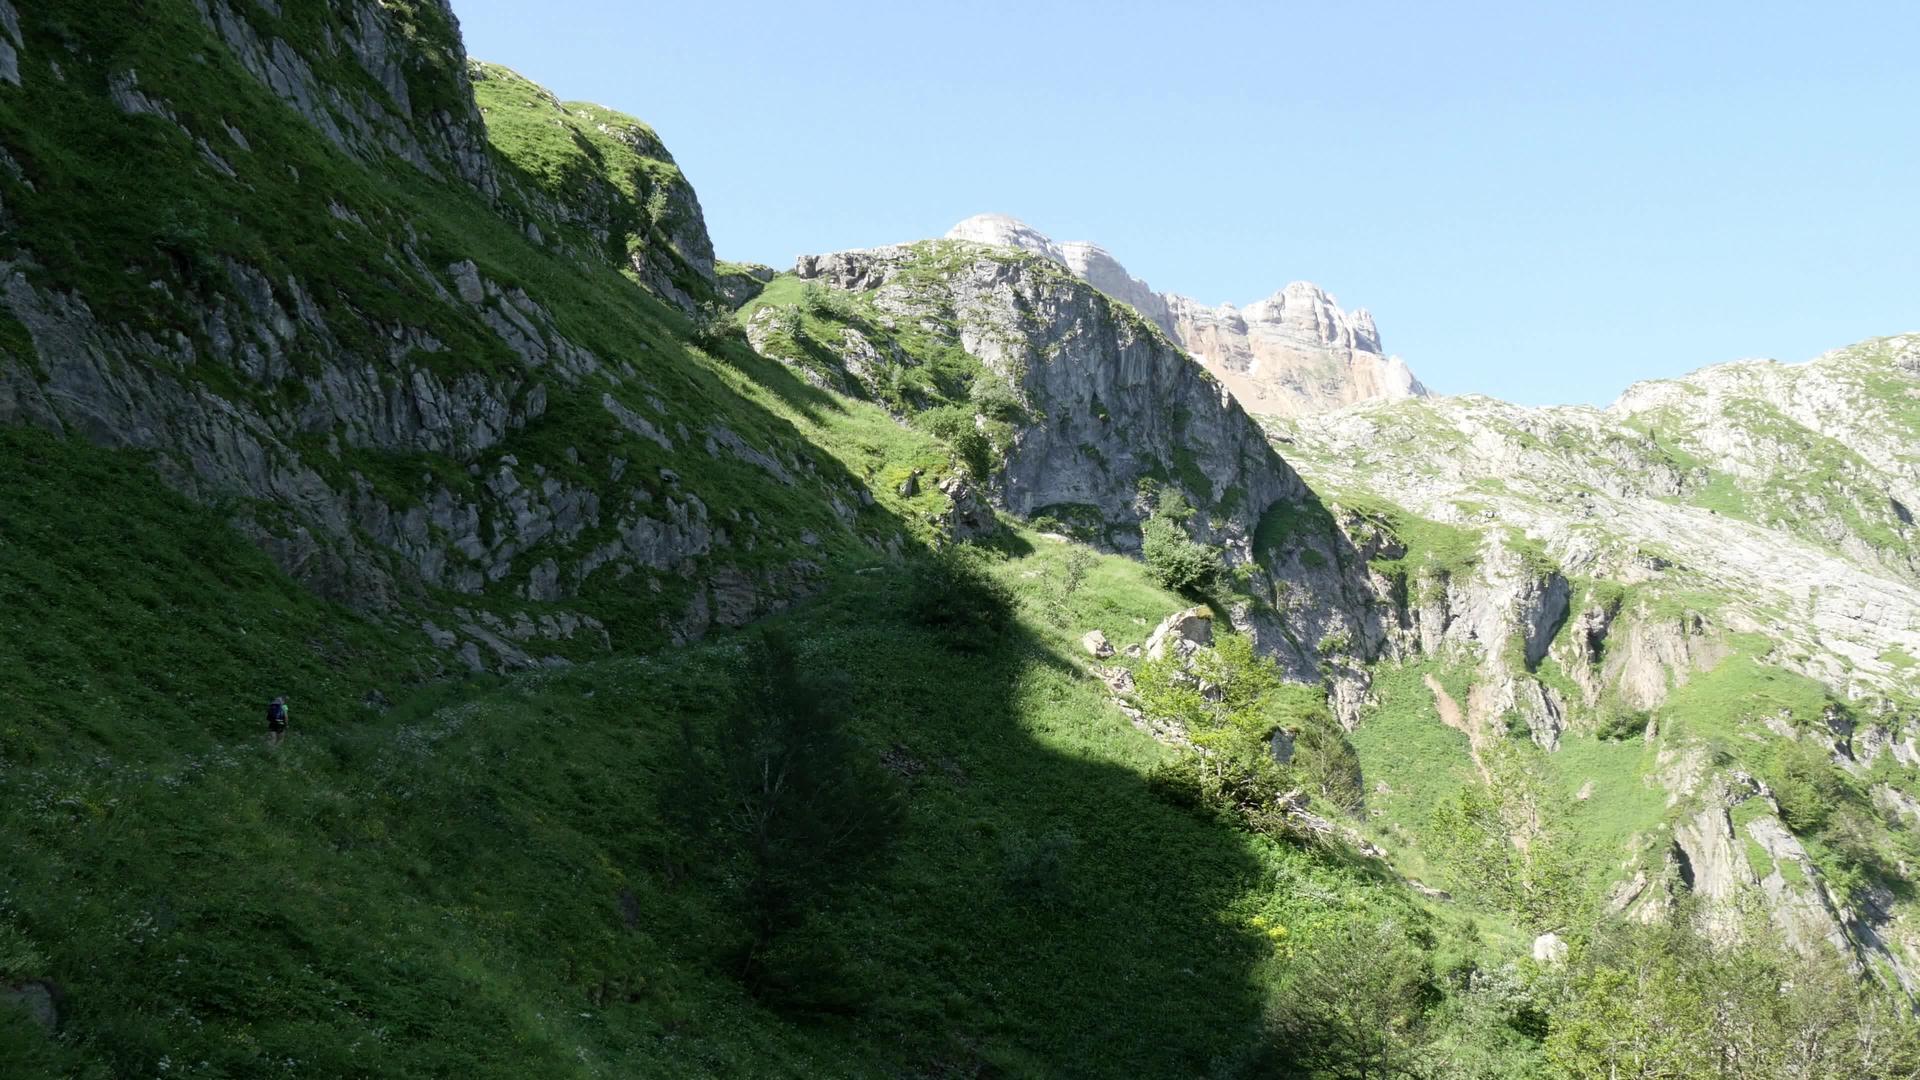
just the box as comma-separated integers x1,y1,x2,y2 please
0,416,1460,1076
0,0,898,654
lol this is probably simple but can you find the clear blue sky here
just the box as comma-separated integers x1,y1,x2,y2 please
451,1,1919,406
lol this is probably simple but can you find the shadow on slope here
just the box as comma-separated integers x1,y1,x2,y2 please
0,427,1290,1079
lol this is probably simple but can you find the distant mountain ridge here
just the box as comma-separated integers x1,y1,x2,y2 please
944,212,1427,416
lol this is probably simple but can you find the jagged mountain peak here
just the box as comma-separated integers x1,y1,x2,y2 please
940,213,1426,416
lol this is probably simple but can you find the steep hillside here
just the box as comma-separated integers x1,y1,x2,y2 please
0,0,915,670
738,238,1399,714
0,2,1483,1076
945,213,1428,416
1265,337,1920,996
6,1,1920,1076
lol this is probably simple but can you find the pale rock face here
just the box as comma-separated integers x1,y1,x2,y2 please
791,240,1393,701
943,214,1427,417
1277,337,1920,972
1146,607,1214,661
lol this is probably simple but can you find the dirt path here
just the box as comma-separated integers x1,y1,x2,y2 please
1424,673,1494,787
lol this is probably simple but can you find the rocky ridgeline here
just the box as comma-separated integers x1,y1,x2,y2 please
1279,341,1920,704
783,240,1387,705
944,213,1427,416
1269,340,1920,981
0,0,877,670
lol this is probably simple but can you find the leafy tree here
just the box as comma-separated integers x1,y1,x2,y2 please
1263,916,1439,1079
1141,489,1222,594
1544,911,1920,1079
1137,635,1366,833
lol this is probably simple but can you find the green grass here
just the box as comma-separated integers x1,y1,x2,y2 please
1658,645,1838,756
0,433,1456,1076
1348,659,1480,882
1548,733,1670,889
1731,798,1777,880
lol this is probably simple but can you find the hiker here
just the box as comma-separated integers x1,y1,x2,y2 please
266,696,289,746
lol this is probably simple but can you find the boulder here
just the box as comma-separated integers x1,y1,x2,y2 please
1,979,60,1033
1269,728,1296,765
1145,607,1212,661
1081,629,1114,659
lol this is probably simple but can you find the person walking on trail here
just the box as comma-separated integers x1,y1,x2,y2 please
266,696,289,746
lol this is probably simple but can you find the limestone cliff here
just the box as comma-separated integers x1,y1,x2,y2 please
0,0,886,671
944,213,1428,416
1272,338,1920,986
751,240,1388,704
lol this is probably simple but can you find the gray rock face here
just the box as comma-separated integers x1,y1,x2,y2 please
0,1,20,88
794,242,1306,542
1081,629,1115,659
791,240,1388,698
1281,339,1920,978
1279,342,1920,705
1146,607,1213,661
193,0,498,197
942,214,1428,417
0,10,836,670
0,979,59,1033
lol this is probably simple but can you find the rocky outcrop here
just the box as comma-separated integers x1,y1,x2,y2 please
1279,368,1920,703
193,0,498,197
1609,335,1920,585
942,213,1428,417
468,63,716,312
790,240,1389,695
1145,607,1213,661
0,0,864,670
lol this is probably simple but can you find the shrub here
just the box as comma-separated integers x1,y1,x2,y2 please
914,405,994,481
1141,513,1220,595
1000,828,1076,907
1145,754,1208,810
690,301,744,350
1262,916,1439,1079
1291,713,1365,814
968,373,1026,424
800,280,851,318
1593,707,1649,741
904,547,1015,651
660,631,904,1005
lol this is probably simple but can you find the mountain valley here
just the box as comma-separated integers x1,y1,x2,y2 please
1,3,1918,1077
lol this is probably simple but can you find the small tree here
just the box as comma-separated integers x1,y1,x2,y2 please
665,631,903,1005
1141,489,1222,595
1264,916,1438,1079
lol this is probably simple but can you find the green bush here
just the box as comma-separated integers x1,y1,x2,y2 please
904,547,1016,651
1145,754,1209,811
1593,707,1649,741
1140,494,1221,595
1262,916,1439,1078
1000,828,1076,907
690,301,744,351
1768,738,1847,833
662,631,904,1005
1289,709,1366,814
914,404,994,481
800,280,851,318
